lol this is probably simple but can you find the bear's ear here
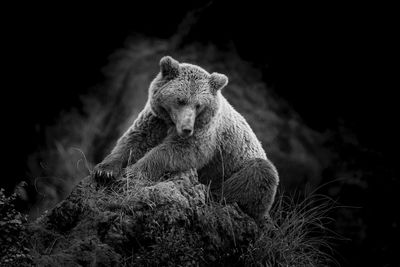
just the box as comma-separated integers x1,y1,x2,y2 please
209,72,228,92
160,56,180,79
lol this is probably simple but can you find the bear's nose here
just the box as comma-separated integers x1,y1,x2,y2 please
181,128,193,137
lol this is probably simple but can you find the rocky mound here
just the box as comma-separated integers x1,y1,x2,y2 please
29,170,259,266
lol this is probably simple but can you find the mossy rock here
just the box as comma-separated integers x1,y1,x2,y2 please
29,170,259,266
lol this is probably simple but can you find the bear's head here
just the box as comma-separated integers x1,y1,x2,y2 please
149,56,228,138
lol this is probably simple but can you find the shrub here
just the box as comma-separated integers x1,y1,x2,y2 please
0,189,32,266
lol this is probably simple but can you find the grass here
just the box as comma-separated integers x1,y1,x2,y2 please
243,192,339,267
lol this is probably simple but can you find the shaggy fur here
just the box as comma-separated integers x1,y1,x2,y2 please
93,56,279,221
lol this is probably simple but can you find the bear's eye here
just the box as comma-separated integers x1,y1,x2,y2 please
177,98,186,106
196,104,205,115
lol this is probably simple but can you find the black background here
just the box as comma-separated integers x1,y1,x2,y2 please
2,2,398,266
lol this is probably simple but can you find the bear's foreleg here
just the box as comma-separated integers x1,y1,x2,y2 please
93,129,140,182
124,141,212,181
218,158,279,223
93,110,167,182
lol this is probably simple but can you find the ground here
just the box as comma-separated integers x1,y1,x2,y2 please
3,169,333,266
29,170,259,266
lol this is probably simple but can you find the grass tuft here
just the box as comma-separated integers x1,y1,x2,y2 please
243,192,340,267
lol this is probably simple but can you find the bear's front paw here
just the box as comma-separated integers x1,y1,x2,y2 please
92,162,122,184
124,164,150,181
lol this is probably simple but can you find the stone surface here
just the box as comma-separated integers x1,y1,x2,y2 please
29,170,259,266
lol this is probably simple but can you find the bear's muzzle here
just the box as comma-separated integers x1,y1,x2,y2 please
175,107,195,138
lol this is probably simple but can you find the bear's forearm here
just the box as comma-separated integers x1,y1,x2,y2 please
99,130,134,168
106,130,143,165
127,142,211,180
101,110,168,168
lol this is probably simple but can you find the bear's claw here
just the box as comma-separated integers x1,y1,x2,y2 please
92,164,120,185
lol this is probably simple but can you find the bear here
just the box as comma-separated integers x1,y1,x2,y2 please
93,56,279,222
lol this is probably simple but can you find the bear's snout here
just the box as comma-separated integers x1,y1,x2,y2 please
180,127,193,137
175,107,195,137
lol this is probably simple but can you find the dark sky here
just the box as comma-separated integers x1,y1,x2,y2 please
2,2,397,188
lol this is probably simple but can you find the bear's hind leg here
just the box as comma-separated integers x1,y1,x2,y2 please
220,158,279,222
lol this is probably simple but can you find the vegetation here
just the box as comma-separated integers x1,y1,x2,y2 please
13,170,335,266
244,193,337,266
0,189,32,266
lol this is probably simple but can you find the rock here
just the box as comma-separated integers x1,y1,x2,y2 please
29,170,259,266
